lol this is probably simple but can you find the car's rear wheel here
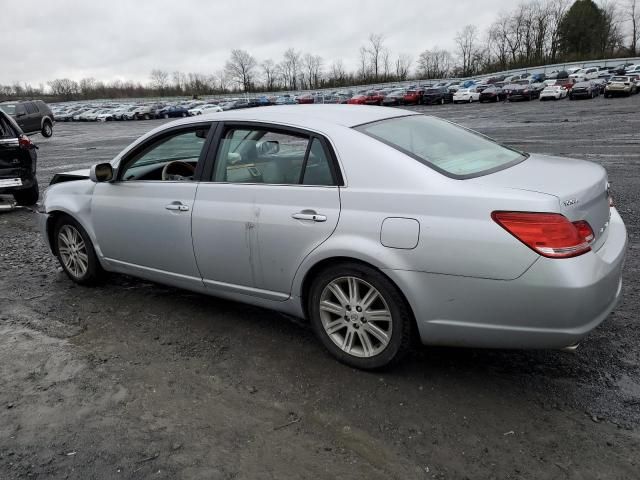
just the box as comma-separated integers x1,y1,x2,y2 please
54,217,103,285
41,121,53,138
308,263,413,369
13,183,39,206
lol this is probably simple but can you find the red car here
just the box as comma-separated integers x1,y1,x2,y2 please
347,95,367,105
296,94,315,104
364,91,385,105
555,79,575,91
403,89,424,105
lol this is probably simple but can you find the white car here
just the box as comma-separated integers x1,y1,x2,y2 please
539,85,568,101
625,64,640,74
97,110,116,122
453,88,480,103
188,104,223,116
569,67,599,81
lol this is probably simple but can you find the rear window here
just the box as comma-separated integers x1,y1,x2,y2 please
355,115,526,179
0,104,16,115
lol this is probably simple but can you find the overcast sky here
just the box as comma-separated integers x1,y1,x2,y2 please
2,0,507,86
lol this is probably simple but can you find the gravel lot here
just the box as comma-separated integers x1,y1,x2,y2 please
1,97,639,479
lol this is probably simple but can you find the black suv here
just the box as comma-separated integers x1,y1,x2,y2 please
0,110,39,205
0,100,54,137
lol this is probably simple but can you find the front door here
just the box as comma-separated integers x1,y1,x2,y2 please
192,124,341,300
91,124,213,290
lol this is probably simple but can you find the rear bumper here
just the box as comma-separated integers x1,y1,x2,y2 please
387,208,628,349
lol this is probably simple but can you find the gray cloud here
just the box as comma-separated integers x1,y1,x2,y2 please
2,0,505,85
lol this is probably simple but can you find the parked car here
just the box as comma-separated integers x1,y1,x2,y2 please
453,87,480,103
539,85,568,101
296,94,315,104
133,104,164,120
479,86,507,102
403,89,424,105
0,100,54,137
347,95,367,105
96,109,116,122
569,67,599,81
155,105,190,119
38,105,627,369
569,81,600,100
604,76,634,97
609,63,635,75
0,109,39,205
364,91,386,106
275,96,297,105
189,104,223,115
555,78,576,91
627,74,640,93
381,90,406,106
507,84,540,101
421,87,453,105
624,64,640,74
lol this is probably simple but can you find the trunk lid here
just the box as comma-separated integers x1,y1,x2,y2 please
470,153,611,249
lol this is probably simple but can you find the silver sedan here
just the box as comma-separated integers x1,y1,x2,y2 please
38,105,628,369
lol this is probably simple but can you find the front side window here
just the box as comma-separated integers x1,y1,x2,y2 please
355,115,526,179
213,126,336,186
120,127,210,181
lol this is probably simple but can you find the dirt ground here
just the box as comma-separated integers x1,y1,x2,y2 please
1,96,639,479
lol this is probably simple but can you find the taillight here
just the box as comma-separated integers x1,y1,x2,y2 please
492,212,593,259
18,134,32,149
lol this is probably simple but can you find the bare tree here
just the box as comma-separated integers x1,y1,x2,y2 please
627,0,639,55
261,59,277,91
455,25,480,76
330,59,346,84
150,69,169,94
224,49,257,92
395,54,412,80
382,49,392,80
548,0,570,62
301,53,323,89
417,48,453,79
281,48,301,90
357,46,369,81
366,33,385,80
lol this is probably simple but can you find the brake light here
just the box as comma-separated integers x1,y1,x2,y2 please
18,134,32,149
492,212,592,259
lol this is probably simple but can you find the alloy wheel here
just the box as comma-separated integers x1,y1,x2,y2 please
58,225,89,279
319,276,393,358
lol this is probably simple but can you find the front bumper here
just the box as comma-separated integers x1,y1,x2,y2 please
387,208,628,349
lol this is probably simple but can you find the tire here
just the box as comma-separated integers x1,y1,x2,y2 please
41,121,53,138
13,182,39,206
144,114,150,120
441,98,445,105
469,97,473,103
308,262,413,369
163,113,169,119
182,112,187,117
53,216,103,285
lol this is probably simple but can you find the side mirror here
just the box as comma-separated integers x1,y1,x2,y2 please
259,140,280,155
90,163,114,183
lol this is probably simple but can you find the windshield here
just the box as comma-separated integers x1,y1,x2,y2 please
355,115,526,178
0,104,16,115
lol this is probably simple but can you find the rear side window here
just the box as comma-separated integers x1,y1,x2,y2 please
0,114,17,138
213,126,337,186
24,102,38,114
355,115,526,179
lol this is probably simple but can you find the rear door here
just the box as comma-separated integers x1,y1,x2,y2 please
192,123,341,299
0,114,31,186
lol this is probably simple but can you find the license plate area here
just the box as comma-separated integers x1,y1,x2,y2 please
0,178,22,188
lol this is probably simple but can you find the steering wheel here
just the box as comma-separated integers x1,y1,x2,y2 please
161,161,196,181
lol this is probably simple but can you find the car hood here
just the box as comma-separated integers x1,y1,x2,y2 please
50,168,90,185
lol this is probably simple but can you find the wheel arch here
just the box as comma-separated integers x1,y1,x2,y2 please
298,255,418,335
40,116,53,129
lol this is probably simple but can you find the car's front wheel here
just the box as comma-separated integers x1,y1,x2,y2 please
54,216,103,285
308,263,413,369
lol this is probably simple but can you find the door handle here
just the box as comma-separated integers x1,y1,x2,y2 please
165,203,190,212
292,211,327,222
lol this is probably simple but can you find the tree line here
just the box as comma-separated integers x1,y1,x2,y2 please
1,0,639,102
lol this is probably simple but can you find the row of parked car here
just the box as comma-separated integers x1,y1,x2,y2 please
42,62,640,124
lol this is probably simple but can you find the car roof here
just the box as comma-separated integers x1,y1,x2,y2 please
193,105,415,128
